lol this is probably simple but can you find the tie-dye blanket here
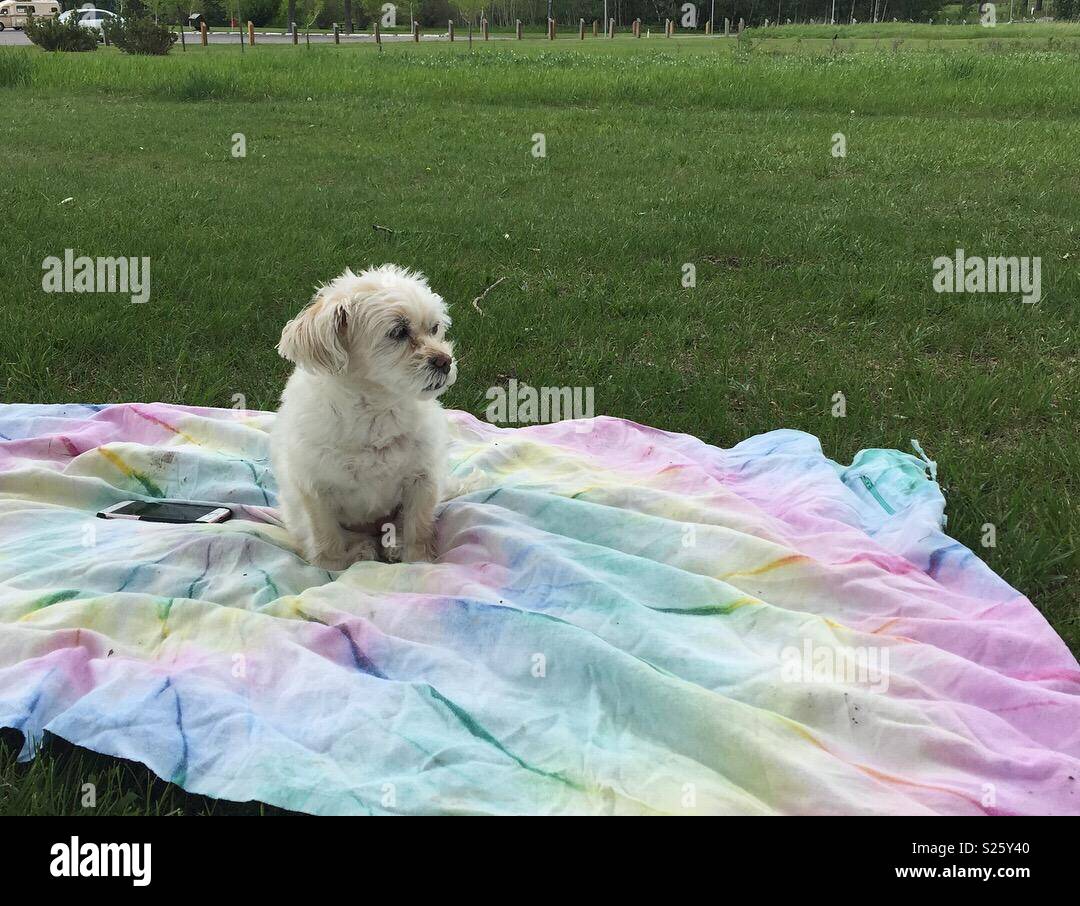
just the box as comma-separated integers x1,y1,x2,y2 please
0,403,1076,815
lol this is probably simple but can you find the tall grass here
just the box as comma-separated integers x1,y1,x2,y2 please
4,43,1080,115
0,49,32,88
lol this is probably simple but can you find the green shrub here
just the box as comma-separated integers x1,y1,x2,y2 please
189,0,228,25
24,16,99,52
102,16,179,55
241,0,279,25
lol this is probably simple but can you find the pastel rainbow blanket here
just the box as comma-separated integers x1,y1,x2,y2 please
1,403,1077,815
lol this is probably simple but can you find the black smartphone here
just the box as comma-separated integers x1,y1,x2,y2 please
97,500,233,524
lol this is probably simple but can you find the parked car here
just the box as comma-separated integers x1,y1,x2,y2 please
0,0,61,30
56,7,121,33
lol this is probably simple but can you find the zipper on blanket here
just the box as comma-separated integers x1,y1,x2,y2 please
860,475,896,515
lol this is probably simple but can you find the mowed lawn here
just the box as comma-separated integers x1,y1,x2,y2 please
0,28,1077,813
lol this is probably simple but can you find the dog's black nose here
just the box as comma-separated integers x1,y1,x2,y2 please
429,353,452,375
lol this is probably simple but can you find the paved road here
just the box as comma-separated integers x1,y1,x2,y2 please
0,28,515,46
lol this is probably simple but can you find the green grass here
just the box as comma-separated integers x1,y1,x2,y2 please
0,731,293,814
0,25,1077,813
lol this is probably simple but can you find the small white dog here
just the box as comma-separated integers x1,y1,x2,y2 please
270,265,457,570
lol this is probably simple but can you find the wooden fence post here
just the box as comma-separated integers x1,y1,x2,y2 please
579,17,585,38
200,20,208,44
375,21,381,44
724,17,730,34
449,19,454,41
738,17,744,32
333,22,339,43
608,17,614,36
248,20,254,44
592,19,598,36
516,19,522,39
290,22,297,44
412,20,419,41
482,17,489,39
705,19,712,33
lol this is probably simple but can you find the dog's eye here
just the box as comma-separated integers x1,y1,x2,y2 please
387,322,409,341
430,324,440,335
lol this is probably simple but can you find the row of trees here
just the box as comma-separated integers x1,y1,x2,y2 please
115,0,450,29
458,0,1060,24
105,0,1071,28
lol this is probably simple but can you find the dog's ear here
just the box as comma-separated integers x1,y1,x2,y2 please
277,295,350,374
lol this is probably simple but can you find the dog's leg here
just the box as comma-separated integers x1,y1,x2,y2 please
344,531,381,564
284,485,355,571
401,472,439,562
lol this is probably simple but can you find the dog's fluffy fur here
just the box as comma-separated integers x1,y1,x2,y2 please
270,265,457,570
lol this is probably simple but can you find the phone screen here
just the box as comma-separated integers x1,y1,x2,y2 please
106,501,228,523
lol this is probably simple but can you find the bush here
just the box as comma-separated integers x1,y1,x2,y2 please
24,16,99,52
315,0,341,28
102,16,179,54
242,0,280,26
190,0,228,25
420,0,453,27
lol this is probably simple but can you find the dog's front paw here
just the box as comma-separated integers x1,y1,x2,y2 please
310,550,354,572
304,538,370,572
345,536,380,564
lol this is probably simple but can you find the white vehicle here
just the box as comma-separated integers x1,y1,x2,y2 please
0,1,61,30
56,7,121,32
